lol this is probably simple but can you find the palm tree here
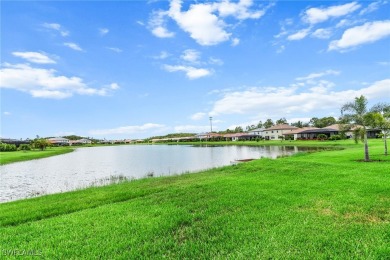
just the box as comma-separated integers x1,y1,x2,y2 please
341,95,371,161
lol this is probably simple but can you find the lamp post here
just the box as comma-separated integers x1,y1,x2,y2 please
209,116,213,133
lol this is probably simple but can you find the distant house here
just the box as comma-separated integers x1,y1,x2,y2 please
223,133,257,141
47,137,70,146
70,138,92,145
263,124,298,140
283,124,381,140
248,128,265,137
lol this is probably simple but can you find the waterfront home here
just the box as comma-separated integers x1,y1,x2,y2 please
47,137,70,146
283,124,382,140
263,124,298,140
224,133,257,141
70,138,92,145
248,128,265,137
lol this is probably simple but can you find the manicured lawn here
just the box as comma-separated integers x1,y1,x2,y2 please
0,147,74,165
0,140,389,258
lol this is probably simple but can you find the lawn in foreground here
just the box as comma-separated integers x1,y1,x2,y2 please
0,140,389,258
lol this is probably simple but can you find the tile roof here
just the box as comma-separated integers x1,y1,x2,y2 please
265,124,298,131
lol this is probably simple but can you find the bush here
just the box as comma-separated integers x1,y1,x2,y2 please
0,142,17,152
317,134,328,141
18,144,32,151
329,135,341,141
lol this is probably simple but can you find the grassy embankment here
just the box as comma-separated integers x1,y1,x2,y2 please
0,147,74,165
0,140,389,258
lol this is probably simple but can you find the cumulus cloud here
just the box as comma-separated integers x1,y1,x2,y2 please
181,49,201,63
42,23,69,37
64,42,83,51
89,123,166,135
190,112,206,120
163,65,212,79
0,63,119,99
311,28,332,39
209,79,390,116
149,0,268,46
329,20,390,51
149,10,175,38
231,38,240,46
303,2,361,24
12,51,56,64
287,28,311,41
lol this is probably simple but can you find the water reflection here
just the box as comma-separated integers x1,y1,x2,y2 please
1,145,319,203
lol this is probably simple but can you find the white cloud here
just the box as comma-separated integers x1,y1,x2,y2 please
110,83,120,90
303,2,361,24
99,28,109,36
329,20,390,51
296,70,340,81
149,10,175,38
3,112,11,116
209,79,390,117
149,0,267,46
174,125,212,133
190,112,206,120
89,123,166,135
287,28,311,41
181,49,200,63
64,42,83,51
42,23,69,36
231,38,240,46
209,57,224,66
163,65,212,79
106,47,123,53
154,51,170,59
12,51,56,64
311,28,332,39
0,63,118,99
359,1,386,15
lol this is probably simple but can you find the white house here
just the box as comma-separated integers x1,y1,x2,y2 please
47,137,70,146
248,128,265,137
263,124,298,140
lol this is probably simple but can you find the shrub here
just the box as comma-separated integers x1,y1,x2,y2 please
0,142,17,152
329,135,341,141
317,134,328,141
18,144,32,151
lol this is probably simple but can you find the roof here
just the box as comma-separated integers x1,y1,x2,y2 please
248,128,264,132
47,137,69,141
265,124,298,131
283,127,319,135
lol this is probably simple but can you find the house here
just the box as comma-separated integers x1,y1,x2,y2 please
70,138,92,145
263,124,298,140
223,133,257,141
47,137,70,146
283,124,382,140
248,128,265,137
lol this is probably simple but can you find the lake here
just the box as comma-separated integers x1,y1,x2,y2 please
0,145,315,203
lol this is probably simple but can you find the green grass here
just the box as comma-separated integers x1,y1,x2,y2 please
0,147,74,165
0,140,389,258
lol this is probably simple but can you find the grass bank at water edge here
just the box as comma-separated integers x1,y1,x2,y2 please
0,139,389,258
0,147,74,165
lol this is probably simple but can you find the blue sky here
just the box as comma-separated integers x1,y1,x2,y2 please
1,0,390,139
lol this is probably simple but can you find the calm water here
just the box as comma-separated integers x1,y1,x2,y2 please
1,145,311,203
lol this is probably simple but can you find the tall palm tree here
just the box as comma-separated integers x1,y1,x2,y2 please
341,95,371,161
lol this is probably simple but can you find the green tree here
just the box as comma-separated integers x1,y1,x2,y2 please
234,126,243,133
341,95,372,161
263,119,274,129
275,118,288,125
370,103,390,155
256,121,263,128
33,138,50,151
